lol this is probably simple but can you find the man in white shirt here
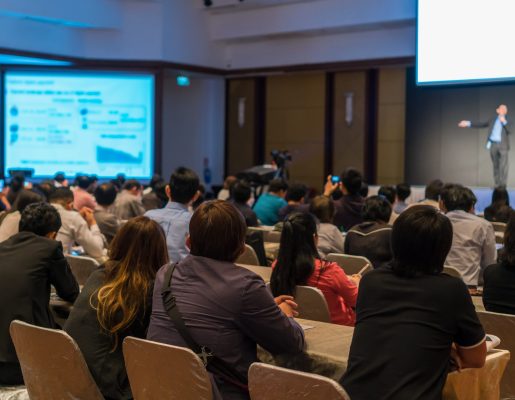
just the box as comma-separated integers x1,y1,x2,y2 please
49,187,106,262
440,184,496,286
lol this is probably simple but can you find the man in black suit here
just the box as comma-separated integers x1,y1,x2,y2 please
0,202,79,385
459,104,511,187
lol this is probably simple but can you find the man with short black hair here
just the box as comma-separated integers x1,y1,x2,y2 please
393,183,411,214
230,180,258,227
253,179,288,226
0,203,79,384
112,179,145,220
145,167,200,262
409,179,443,211
278,183,308,221
94,183,122,244
440,184,496,286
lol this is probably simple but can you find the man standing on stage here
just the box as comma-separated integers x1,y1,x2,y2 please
459,104,511,187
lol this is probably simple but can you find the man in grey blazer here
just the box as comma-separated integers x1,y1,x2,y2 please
459,104,511,187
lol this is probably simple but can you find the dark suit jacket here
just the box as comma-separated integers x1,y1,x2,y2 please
471,117,511,150
0,232,79,364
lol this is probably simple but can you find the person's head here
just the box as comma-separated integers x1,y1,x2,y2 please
362,195,392,224
149,174,163,191
153,181,168,207
76,175,91,190
359,182,369,198
340,168,362,196
187,200,246,262
268,179,288,198
270,212,319,297
12,190,43,214
231,180,252,204
167,167,200,205
391,206,453,277
286,183,307,203
378,185,396,205
95,216,168,348
9,175,24,193
425,179,444,202
497,104,508,116
123,179,142,197
34,180,56,200
94,183,117,207
223,175,238,190
19,202,61,239
54,172,68,187
49,187,74,210
396,183,411,202
309,195,335,223
492,186,510,207
440,184,476,213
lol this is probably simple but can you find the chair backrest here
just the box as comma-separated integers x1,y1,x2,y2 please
327,253,372,275
477,310,515,398
65,254,99,286
248,362,350,400
236,244,261,266
295,285,331,323
264,230,281,243
443,265,462,279
495,231,504,245
9,320,103,400
491,222,507,233
123,337,213,400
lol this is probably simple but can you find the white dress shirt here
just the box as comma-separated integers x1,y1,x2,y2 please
0,211,21,243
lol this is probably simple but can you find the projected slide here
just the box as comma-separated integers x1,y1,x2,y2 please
4,71,154,178
418,0,515,85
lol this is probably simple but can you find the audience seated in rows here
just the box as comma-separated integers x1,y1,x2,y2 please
112,180,145,220
278,183,308,221
341,206,486,399
393,183,411,214
145,167,200,262
142,174,168,211
409,179,443,210
217,175,238,201
309,195,344,258
0,189,43,243
94,183,122,244
324,168,365,232
50,188,106,261
230,180,258,227
378,185,398,224
0,203,79,385
271,212,359,326
253,179,288,226
484,186,512,223
73,175,97,211
441,184,496,286
483,211,515,314
147,201,305,400
64,216,168,399
345,196,393,269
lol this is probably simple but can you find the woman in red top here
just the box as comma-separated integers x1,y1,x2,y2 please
270,212,359,326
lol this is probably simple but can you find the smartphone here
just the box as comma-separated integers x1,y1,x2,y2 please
331,175,340,184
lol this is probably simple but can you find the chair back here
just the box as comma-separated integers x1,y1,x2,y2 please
327,253,372,275
9,320,103,400
477,310,515,398
443,265,462,279
264,230,281,243
495,232,504,245
123,337,212,400
491,222,507,233
65,254,99,286
295,285,331,323
236,244,261,266
245,230,268,266
248,362,350,400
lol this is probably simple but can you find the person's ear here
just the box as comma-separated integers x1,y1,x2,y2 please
165,185,172,201
45,231,58,240
191,190,201,204
185,235,191,251
66,201,74,211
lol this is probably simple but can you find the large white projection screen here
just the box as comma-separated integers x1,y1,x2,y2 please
4,71,155,179
417,0,515,85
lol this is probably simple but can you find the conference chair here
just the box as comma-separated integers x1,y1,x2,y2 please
443,265,462,279
327,253,372,275
247,227,282,243
491,222,507,233
495,231,504,245
123,337,213,400
295,285,331,323
65,254,99,286
248,362,350,400
477,311,515,399
9,320,103,400
236,244,261,266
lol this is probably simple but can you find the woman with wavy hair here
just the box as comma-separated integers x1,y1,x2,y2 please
65,216,168,400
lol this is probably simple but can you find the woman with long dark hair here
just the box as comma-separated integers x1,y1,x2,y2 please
64,216,169,400
484,186,512,222
270,212,359,326
0,189,43,242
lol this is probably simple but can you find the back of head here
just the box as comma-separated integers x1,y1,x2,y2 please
10,175,24,192
378,185,396,205
309,195,335,223
169,167,200,204
34,181,56,201
271,212,319,297
492,186,510,207
268,179,288,194
12,190,44,214
425,179,444,202
94,183,117,207
391,206,453,277
223,175,238,190
286,183,307,202
189,200,246,262
396,183,411,201
19,202,61,236
49,187,74,207
441,184,476,212
362,195,392,224
502,211,515,265
359,182,369,198
150,174,163,190
76,175,91,190
231,180,252,204
340,168,362,196
54,172,66,184
123,179,142,191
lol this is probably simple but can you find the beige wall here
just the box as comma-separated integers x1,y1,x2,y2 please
376,68,406,184
265,73,326,189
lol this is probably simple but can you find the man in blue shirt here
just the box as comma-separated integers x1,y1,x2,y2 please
253,179,288,226
459,104,511,187
145,167,200,262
